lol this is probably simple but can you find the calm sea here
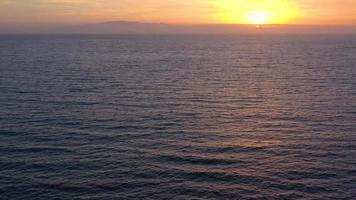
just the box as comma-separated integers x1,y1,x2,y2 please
0,35,356,200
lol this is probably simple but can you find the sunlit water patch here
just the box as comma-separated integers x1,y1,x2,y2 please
0,35,356,200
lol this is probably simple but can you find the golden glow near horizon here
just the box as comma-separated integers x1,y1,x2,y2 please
0,0,356,26
213,0,301,24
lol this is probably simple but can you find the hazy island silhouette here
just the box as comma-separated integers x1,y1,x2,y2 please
2,21,356,34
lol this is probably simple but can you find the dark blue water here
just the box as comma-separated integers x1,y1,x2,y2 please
1,35,356,200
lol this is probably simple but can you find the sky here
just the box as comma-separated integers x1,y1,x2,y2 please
0,0,356,27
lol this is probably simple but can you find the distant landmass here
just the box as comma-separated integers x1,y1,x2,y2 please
2,21,356,34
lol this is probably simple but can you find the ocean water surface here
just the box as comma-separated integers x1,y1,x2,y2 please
0,35,356,199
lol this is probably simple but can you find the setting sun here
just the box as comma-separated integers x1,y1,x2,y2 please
248,11,271,25
214,0,301,24
0,1,356,200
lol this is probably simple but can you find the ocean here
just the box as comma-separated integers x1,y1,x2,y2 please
0,35,356,200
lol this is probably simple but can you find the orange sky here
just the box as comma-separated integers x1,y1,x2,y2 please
0,0,355,26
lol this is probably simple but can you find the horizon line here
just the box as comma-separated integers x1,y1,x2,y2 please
72,21,356,26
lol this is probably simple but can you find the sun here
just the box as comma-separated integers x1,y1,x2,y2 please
248,11,271,25
213,0,300,25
